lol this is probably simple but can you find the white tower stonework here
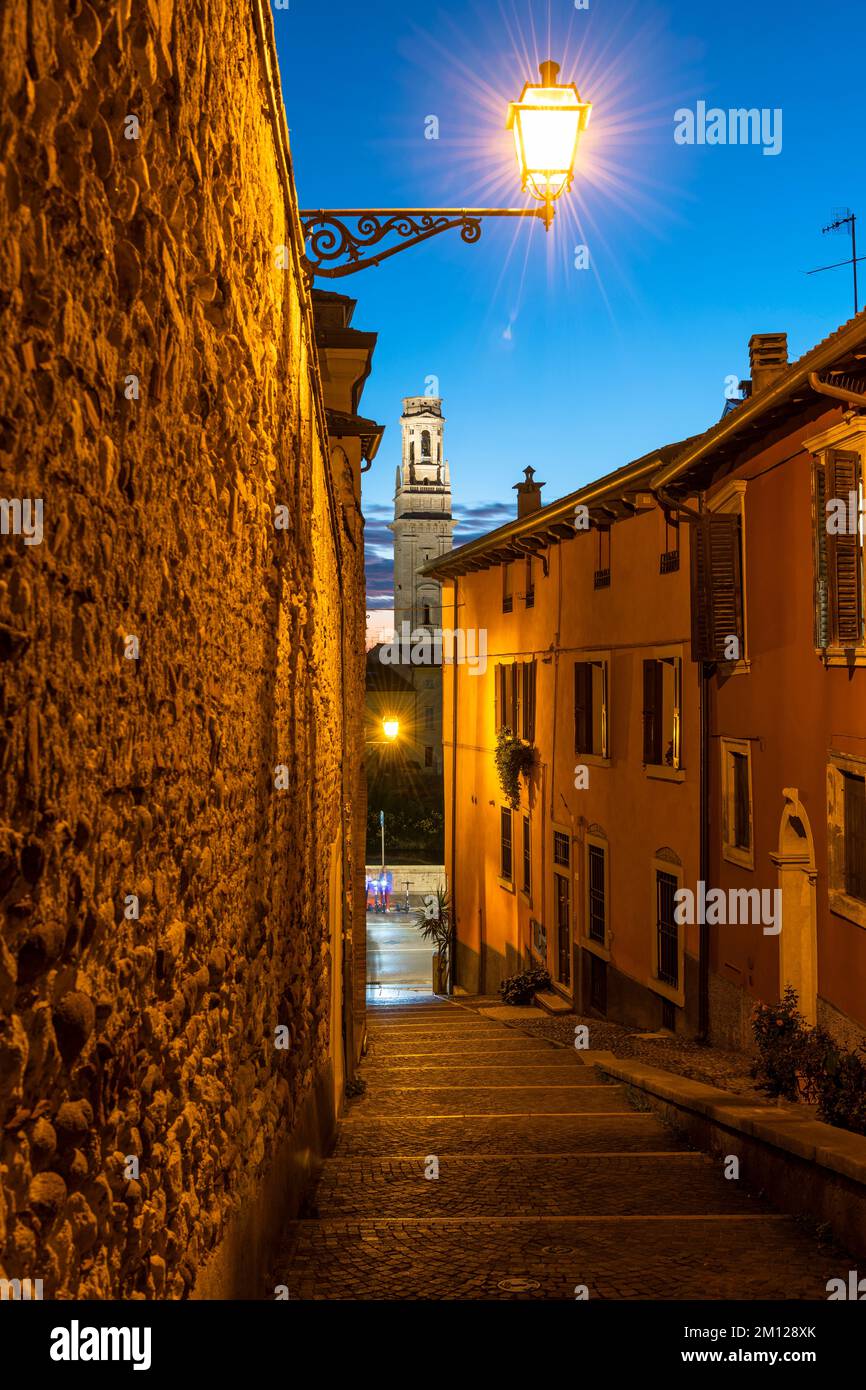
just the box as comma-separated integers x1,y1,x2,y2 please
389,396,454,773
391,396,454,632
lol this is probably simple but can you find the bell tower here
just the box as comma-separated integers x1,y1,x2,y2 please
391,396,454,635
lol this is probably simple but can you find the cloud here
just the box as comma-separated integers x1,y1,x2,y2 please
364,499,516,608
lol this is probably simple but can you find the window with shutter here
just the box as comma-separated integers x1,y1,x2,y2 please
690,513,744,663
574,660,608,757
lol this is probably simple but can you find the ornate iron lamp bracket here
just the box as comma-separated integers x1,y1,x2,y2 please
299,207,548,279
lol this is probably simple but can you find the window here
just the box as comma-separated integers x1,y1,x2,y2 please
690,512,744,662
500,807,513,881
525,558,535,609
656,869,679,987
588,842,606,943
574,659,608,758
496,661,536,741
555,873,571,986
828,754,866,927
503,563,513,613
552,825,572,988
594,526,611,589
421,429,431,458
721,738,754,869
660,510,680,574
813,451,864,650
422,603,432,625
553,830,570,867
642,656,681,769
424,707,433,728
843,771,866,902
425,746,433,768
522,815,531,895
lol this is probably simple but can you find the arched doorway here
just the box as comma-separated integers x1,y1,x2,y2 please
770,789,818,1022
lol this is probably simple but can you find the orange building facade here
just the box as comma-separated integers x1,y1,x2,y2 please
655,323,866,1050
429,453,704,1034
426,315,866,1052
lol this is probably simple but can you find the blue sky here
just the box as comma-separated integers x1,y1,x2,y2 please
274,0,866,608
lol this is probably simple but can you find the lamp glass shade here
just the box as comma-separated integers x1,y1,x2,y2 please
382,719,399,741
508,68,590,204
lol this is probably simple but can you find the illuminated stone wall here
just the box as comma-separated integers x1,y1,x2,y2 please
0,0,365,1297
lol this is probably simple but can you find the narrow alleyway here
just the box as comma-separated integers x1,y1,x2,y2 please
270,999,849,1300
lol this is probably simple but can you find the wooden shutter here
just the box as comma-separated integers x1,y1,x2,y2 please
512,664,521,737
523,662,536,741
813,461,831,648
690,513,744,662
643,659,662,764
827,450,863,646
574,662,593,754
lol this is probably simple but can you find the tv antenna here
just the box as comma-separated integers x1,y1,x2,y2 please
807,209,863,314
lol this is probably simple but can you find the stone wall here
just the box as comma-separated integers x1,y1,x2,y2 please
0,0,364,1297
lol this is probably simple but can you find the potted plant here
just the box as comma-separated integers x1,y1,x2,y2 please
495,727,536,810
415,886,451,994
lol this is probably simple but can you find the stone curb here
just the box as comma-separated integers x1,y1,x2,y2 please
577,1049,866,1256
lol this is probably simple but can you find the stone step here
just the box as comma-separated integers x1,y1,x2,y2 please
366,1037,560,1057
332,1113,680,1157
347,1081,630,1117
364,1052,579,1070
271,1215,843,1301
311,1153,763,1219
360,1065,596,1088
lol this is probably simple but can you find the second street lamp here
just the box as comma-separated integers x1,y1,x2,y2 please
300,60,591,278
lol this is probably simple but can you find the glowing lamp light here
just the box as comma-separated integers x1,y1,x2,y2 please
382,718,400,741
507,60,591,228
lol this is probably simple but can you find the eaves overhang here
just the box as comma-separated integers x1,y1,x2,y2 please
419,440,691,581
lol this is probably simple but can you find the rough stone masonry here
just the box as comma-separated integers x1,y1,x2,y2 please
0,1,366,1297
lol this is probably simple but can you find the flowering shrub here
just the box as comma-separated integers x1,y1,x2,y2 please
751,986,809,1100
751,986,866,1135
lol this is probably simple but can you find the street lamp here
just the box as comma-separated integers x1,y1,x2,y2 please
382,718,399,741
300,60,591,278
507,61,592,230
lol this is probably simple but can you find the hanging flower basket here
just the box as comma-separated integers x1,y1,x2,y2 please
495,728,536,809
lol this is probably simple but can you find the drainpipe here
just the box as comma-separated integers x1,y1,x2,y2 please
698,655,710,1041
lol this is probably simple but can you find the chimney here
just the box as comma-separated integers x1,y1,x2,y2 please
748,332,788,395
514,465,545,518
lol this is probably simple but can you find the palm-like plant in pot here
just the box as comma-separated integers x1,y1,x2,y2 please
415,886,451,994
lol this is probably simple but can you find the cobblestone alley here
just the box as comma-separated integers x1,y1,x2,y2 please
269,999,851,1300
